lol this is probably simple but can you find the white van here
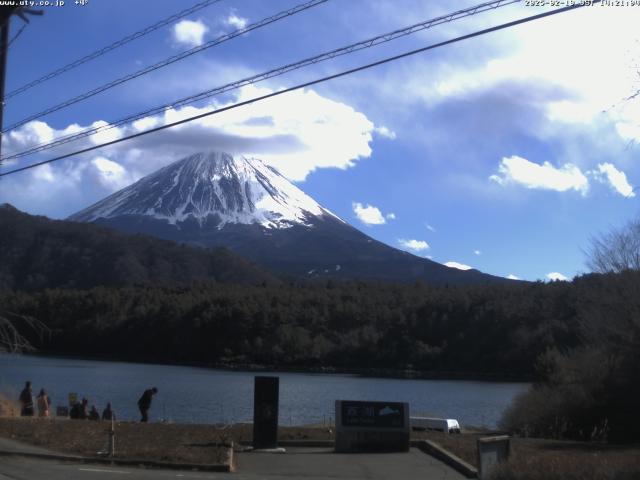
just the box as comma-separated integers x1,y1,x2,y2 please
410,416,461,434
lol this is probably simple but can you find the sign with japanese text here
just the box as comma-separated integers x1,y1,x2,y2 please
340,401,406,428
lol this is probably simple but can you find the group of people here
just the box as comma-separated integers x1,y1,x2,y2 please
19,381,158,423
69,397,116,422
18,381,50,417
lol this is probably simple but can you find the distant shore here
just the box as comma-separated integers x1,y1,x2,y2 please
11,351,533,383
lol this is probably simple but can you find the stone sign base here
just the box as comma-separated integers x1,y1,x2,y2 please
335,429,410,453
335,400,410,453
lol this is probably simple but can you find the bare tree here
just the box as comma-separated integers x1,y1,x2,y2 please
0,311,48,352
586,218,640,273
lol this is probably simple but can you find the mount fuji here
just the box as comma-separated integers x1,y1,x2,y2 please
69,152,503,285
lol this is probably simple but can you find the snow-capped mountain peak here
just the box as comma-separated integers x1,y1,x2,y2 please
70,152,343,229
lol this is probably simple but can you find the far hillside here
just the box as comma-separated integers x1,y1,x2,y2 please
0,204,277,291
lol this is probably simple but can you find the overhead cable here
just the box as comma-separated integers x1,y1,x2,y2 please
4,0,225,99
0,2,598,178
2,0,519,162
2,0,328,132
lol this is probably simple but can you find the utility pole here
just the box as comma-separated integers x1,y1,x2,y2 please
0,7,43,161
0,10,12,160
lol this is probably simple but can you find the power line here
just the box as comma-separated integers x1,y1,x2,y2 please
1,7,44,160
0,2,597,179
2,0,328,133
4,0,224,100
1,0,520,162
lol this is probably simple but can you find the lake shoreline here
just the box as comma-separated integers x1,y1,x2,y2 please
3,352,529,428
23,350,533,383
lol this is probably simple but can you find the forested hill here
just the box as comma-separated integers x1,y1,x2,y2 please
0,204,277,290
8,270,636,379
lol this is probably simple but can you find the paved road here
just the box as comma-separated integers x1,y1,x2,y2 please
0,447,465,479
235,447,465,479
0,437,55,455
0,457,221,480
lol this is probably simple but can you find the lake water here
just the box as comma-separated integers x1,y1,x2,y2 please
0,354,529,428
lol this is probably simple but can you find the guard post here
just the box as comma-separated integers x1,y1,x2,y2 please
477,435,510,479
252,376,279,450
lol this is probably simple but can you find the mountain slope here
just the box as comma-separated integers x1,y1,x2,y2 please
71,151,341,229
0,204,276,291
70,152,506,285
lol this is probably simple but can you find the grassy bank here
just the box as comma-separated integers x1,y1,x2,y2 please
0,417,234,464
0,416,333,464
412,430,640,480
0,394,18,417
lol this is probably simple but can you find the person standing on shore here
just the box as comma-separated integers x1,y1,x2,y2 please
72,398,89,420
102,402,116,421
88,406,100,421
36,388,50,417
137,387,157,423
19,381,34,416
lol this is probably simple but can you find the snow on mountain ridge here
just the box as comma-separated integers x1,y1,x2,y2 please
70,152,343,229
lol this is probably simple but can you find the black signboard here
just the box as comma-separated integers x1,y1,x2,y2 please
252,376,279,449
340,400,405,429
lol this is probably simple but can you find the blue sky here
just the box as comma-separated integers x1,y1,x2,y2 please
2,0,639,281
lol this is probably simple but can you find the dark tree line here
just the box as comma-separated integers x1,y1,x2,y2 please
501,270,640,442
0,204,277,291
3,204,640,442
5,269,639,441
0,275,597,378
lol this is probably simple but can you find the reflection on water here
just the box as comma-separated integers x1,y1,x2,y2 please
0,354,528,428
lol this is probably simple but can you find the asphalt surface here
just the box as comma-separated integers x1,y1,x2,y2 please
0,437,54,455
236,446,465,479
0,457,222,480
0,437,465,480
0,449,465,480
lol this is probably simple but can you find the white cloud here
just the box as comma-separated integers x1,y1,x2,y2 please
353,202,386,225
91,157,130,189
7,82,378,177
490,155,589,195
399,239,430,251
0,83,382,217
591,163,635,198
507,274,520,280
374,126,396,139
190,84,377,181
389,6,640,125
173,20,209,47
474,250,481,256
33,164,55,183
3,120,84,158
425,223,436,232
6,120,53,147
386,212,396,220
613,100,640,142
225,13,248,30
444,261,472,271
88,120,124,145
132,116,160,132
547,272,569,281
357,4,640,189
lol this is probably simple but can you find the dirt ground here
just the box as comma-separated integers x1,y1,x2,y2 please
0,396,19,418
411,429,640,480
0,416,338,465
1,415,639,478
